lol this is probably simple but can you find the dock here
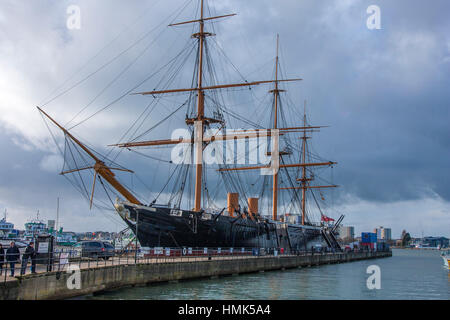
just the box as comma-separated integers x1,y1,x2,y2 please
0,250,391,300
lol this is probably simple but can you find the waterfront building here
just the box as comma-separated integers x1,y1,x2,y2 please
419,237,449,248
338,226,355,241
374,226,392,241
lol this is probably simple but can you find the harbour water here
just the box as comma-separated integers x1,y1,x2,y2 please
85,249,449,300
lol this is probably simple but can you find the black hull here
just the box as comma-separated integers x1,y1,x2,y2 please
117,203,324,251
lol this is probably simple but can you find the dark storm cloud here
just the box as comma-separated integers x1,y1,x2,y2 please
211,0,450,203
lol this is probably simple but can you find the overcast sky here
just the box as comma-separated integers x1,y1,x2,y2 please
0,0,449,238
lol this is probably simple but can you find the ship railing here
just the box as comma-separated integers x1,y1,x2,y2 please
0,246,391,282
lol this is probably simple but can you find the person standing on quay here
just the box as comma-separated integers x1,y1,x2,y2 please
21,242,37,275
29,242,37,274
0,244,4,275
6,242,20,277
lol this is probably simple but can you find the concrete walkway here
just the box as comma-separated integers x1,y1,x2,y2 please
0,251,392,300
1,254,282,282
2,252,348,282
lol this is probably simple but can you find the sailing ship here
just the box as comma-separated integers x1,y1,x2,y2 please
38,0,343,252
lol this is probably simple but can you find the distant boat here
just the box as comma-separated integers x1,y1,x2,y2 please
23,211,48,241
0,209,20,240
55,231,78,246
414,243,440,250
0,219,19,240
441,250,450,269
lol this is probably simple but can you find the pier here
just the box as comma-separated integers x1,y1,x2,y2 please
0,250,391,300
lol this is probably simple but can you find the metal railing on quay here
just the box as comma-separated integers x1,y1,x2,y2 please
0,246,390,283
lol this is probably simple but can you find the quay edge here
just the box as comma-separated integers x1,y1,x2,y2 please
0,251,391,300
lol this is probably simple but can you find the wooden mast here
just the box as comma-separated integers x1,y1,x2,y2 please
193,0,205,212
283,101,338,225
272,34,280,221
301,101,307,225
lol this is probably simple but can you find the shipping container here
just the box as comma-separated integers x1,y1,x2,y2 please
360,242,375,249
361,232,377,243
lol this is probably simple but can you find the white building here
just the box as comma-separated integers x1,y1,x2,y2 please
374,226,392,241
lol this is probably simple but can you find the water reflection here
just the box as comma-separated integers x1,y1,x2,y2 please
85,249,449,300
267,276,280,299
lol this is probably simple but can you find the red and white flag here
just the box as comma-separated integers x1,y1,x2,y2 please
321,214,335,222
